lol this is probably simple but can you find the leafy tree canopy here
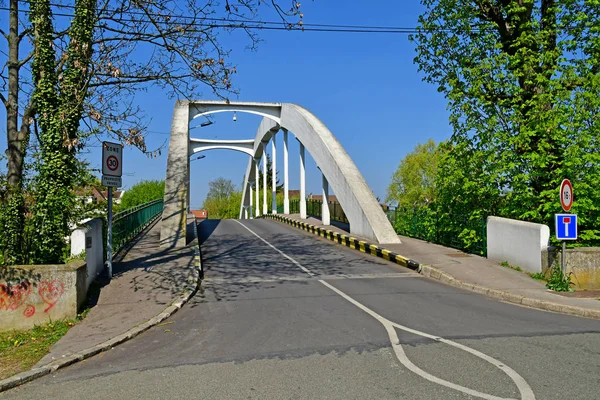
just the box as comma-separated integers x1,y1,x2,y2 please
386,139,442,207
412,0,600,245
118,180,165,211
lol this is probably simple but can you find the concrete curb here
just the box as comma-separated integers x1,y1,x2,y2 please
0,220,203,393
261,214,420,270
264,214,600,321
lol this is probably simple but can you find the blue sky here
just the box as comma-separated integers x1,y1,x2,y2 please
1,1,453,209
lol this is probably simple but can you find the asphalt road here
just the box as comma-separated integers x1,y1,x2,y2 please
3,219,600,400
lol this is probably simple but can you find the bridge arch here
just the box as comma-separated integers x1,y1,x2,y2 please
160,100,399,248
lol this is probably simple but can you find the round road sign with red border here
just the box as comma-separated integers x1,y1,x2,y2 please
560,179,573,212
106,155,119,172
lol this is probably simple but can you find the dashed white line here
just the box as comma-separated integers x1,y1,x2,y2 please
234,220,536,400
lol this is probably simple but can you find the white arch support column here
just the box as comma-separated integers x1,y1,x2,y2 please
299,142,307,219
271,133,277,214
322,172,330,226
283,129,289,214
255,159,261,217
262,150,268,215
249,181,254,219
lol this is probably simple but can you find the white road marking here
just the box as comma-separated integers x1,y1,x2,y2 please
233,220,536,400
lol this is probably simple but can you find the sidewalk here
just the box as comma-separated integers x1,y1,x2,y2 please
36,220,199,366
276,214,600,319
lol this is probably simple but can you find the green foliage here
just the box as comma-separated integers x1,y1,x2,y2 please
412,0,600,247
386,139,442,207
202,178,242,219
118,180,165,212
388,205,487,255
546,265,574,292
256,154,283,195
0,316,84,380
528,272,547,281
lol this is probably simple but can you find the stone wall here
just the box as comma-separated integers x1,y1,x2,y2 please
0,261,87,332
543,247,600,290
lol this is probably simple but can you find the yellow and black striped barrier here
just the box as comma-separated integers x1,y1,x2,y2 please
261,214,420,271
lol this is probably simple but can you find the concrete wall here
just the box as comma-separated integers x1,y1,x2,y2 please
0,261,87,332
565,248,600,290
487,216,550,273
71,218,104,290
542,247,600,290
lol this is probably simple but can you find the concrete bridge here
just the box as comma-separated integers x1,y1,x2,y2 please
160,100,400,248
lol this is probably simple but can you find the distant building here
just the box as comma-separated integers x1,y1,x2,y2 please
76,187,125,205
191,209,208,219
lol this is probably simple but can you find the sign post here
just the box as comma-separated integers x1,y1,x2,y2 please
556,179,576,275
102,142,123,279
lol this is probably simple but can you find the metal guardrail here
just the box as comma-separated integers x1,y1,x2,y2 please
112,199,164,253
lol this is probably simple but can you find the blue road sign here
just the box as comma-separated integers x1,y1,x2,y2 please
555,214,578,240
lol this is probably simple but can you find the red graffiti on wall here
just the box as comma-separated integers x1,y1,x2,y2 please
0,281,31,311
23,304,36,318
38,280,65,313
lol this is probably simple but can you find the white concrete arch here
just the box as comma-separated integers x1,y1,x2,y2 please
239,104,399,244
161,100,399,248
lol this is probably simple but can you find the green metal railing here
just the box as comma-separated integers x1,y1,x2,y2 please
112,199,164,253
385,205,487,256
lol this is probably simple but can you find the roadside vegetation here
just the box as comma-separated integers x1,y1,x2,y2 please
386,2,600,255
0,315,86,380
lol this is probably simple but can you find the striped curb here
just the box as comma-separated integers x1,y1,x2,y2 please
263,214,600,321
0,218,203,393
261,214,419,270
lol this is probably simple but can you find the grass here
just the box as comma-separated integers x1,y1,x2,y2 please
500,260,522,272
0,309,89,381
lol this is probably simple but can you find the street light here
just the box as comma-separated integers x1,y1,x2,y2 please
191,155,206,162
190,120,214,130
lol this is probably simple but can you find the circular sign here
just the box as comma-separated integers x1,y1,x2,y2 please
560,179,573,212
106,155,119,172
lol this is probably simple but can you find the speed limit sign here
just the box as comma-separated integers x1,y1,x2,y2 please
560,179,573,212
102,142,123,177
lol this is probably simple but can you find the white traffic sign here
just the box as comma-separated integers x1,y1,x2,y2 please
102,141,123,177
102,175,122,188
559,179,573,212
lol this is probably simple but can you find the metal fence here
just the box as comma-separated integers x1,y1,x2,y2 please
113,199,164,253
384,206,487,256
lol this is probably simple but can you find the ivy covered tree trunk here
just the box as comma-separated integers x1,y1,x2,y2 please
29,0,96,263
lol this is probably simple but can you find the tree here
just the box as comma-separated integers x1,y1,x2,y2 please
118,180,165,211
386,139,441,207
202,177,240,219
412,0,600,245
256,154,283,195
1,0,305,264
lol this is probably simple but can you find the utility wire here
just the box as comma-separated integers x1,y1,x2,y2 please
16,0,423,31
1,4,434,34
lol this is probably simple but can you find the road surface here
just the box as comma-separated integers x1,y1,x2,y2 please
4,219,600,400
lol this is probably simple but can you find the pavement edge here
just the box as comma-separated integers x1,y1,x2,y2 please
262,214,600,321
0,217,203,393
